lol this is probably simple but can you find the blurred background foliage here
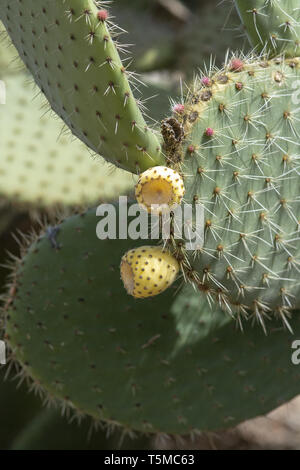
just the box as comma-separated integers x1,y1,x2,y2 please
2,0,295,451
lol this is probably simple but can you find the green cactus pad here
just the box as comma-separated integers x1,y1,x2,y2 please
166,57,300,331
235,0,300,58
0,72,135,207
3,208,300,435
0,0,164,173
0,207,18,237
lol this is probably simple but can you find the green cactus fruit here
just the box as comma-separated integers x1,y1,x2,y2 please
162,56,300,332
234,0,300,58
0,72,135,207
11,408,150,450
0,0,165,173
3,207,300,435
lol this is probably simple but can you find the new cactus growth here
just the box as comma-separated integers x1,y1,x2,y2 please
1,0,300,444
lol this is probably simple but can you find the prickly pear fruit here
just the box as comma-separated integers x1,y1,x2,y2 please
120,246,179,298
135,167,185,214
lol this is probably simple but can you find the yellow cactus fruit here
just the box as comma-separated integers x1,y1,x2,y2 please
135,166,185,214
120,246,180,299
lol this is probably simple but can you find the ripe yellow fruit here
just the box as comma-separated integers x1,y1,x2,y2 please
135,166,185,214
120,246,180,299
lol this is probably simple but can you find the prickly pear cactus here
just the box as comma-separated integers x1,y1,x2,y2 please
1,0,300,444
235,0,300,58
3,208,300,435
0,0,164,173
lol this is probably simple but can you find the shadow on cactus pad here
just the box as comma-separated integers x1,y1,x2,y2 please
2,207,300,436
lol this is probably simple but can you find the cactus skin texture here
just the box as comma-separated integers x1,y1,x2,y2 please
165,57,300,331
3,207,300,436
234,0,300,58
0,0,164,173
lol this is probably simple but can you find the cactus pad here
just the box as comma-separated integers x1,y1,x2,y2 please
3,208,300,435
165,57,300,331
0,0,164,173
